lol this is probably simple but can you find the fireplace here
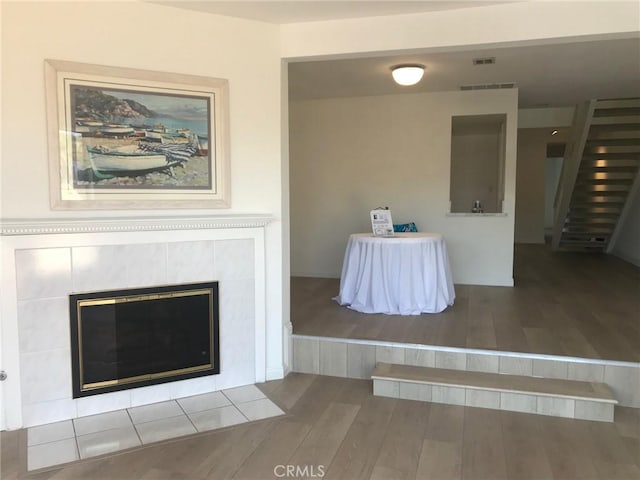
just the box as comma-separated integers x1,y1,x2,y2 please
70,282,220,398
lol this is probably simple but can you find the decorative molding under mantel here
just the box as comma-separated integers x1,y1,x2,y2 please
0,214,275,236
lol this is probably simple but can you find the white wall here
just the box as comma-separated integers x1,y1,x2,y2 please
290,89,518,286
611,185,640,266
515,129,549,244
545,158,564,233
450,120,503,213
1,2,282,219
0,1,286,428
281,1,640,59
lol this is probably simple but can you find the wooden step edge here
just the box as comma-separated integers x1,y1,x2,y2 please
371,363,618,404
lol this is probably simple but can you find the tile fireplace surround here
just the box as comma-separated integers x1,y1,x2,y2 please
0,215,278,431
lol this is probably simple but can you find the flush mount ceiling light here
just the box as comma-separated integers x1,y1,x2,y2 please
391,64,425,86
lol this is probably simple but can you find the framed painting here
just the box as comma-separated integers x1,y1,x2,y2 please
45,60,230,209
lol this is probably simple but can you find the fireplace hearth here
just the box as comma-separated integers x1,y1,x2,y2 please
70,282,220,398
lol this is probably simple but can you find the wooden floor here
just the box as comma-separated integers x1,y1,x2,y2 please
292,244,640,362
3,374,639,479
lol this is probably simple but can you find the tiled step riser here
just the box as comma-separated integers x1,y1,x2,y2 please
373,379,615,422
291,335,640,408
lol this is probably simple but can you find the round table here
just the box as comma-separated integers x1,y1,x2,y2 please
334,232,455,315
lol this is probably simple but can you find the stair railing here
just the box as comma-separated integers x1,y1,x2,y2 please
551,100,596,250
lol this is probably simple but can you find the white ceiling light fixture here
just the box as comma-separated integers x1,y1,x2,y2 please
391,64,425,86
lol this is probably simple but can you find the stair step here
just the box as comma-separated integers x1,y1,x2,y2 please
594,98,640,110
582,152,640,161
580,162,639,171
590,115,640,126
585,138,640,148
560,231,610,236
371,363,617,422
570,205,622,212
593,107,640,118
575,174,635,183
560,238,609,247
573,184,631,192
571,193,626,200
563,221,615,229
589,123,640,133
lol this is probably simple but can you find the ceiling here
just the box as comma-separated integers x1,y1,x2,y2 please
155,1,511,24
155,1,640,108
288,37,640,107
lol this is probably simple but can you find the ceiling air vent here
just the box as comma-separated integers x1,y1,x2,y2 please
460,82,516,91
472,57,496,65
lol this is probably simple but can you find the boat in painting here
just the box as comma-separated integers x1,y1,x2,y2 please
195,134,209,156
86,145,181,177
100,124,135,136
143,130,164,142
86,141,198,178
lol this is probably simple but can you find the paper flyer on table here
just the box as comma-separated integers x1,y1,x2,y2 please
370,208,394,237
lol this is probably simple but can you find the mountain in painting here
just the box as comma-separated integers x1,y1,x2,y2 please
73,87,162,120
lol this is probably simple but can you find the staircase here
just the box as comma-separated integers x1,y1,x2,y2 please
552,98,640,251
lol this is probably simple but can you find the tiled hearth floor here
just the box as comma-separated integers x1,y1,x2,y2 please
26,385,285,471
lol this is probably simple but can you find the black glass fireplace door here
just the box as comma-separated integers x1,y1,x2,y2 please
70,283,219,398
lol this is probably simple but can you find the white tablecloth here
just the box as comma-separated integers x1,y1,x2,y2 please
334,233,455,315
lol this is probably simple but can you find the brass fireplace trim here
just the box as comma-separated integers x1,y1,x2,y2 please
82,364,214,392
75,286,216,395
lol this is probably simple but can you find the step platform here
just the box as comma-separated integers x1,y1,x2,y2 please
371,362,618,422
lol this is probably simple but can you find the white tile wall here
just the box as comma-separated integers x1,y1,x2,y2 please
22,398,77,428
170,376,218,401
376,346,405,364
499,357,533,376
435,351,467,371
466,353,499,373
166,241,215,283
293,338,319,374
404,348,435,367
216,277,256,390
20,349,72,404
533,359,568,379
130,383,175,408
15,236,260,428
500,392,537,414
465,389,500,409
293,336,640,409
320,342,347,377
16,249,72,300
604,365,640,408
567,363,605,383
574,400,614,422
123,243,168,288
399,383,431,402
346,343,376,379
214,239,255,280
18,297,69,353
373,380,399,398
71,245,132,292
432,386,466,406
537,396,575,418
